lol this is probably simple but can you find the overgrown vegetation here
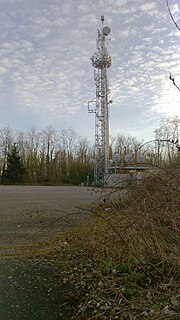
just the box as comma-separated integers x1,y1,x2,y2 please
47,164,179,319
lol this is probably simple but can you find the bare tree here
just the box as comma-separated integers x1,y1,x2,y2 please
154,116,180,163
41,126,59,181
166,0,180,90
15,130,27,160
169,73,180,91
114,133,142,164
0,127,14,158
166,0,180,31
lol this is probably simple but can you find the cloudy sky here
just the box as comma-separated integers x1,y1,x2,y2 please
0,0,179,142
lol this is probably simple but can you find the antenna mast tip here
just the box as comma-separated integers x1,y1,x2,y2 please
101,15,104,22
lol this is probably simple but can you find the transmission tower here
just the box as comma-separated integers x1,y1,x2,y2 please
88,16,112,186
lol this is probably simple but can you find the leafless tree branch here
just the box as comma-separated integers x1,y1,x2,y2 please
169,73,180,91
166,0,180,31
166,1,180,91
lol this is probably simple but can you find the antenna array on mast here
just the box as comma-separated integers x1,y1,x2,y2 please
88,16,112,186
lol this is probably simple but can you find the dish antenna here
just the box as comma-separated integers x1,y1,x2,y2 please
102,26,111,36
137,154,145,163
124,154,132,164
112,152,120,163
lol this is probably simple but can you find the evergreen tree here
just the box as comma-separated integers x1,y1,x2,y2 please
2,144,26,184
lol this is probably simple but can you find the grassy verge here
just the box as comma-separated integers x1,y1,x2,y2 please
46,166,179,319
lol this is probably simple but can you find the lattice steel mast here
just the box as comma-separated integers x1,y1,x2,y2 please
88,16,112,186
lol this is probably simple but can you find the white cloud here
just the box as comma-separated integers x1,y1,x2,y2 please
0,0,179,141
170,3,179,15
140,2,157,12
0,66,6,75
77,1,90,14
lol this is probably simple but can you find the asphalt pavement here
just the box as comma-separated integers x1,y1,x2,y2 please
0,185,103,319
0,185,102,253
0,256,76,320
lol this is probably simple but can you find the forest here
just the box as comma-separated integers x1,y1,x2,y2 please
0,115,179,185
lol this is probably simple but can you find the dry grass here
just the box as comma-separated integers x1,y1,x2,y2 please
48,165,180,319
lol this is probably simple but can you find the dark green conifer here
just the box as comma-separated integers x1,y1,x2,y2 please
2,144,26,184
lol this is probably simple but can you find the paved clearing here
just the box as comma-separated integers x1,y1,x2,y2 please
0,186,105,319
0,185,102,254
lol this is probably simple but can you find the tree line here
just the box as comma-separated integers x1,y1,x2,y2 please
0,126,94,185
0,116,179,185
